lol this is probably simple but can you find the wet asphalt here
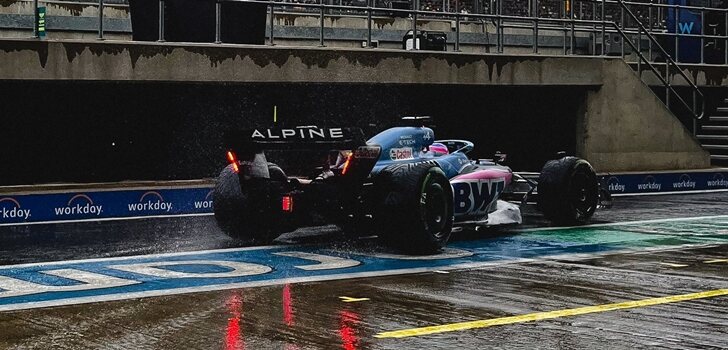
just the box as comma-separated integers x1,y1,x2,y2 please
0,193,727,349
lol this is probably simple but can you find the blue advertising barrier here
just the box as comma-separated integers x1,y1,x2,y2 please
0,186,215,226
0,168,726,226
600,169,728,196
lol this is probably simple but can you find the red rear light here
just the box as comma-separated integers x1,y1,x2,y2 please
226,151,239,173
341,153,353,175
282,196,293,212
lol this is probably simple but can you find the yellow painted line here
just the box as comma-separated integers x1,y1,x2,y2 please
339,296,370,303
375,289,728,339
704,259,728,264
659,262,689,268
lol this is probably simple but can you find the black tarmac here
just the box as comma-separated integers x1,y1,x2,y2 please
0,193,727,349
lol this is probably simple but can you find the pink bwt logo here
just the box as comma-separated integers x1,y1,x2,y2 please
54,194,103,216
0,197,31,220
128,191,172,212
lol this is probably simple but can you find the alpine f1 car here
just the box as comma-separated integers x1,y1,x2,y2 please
213,117,608,254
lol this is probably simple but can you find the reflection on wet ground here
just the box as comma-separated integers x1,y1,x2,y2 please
0,193,727,349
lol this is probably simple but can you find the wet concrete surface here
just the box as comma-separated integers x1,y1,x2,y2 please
1,192,725,265
0,193,727,349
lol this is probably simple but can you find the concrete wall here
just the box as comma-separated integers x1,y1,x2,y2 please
579,59,710,171
0,38,711,176
2,0,726,86
0,39,605,84
635,63,728,87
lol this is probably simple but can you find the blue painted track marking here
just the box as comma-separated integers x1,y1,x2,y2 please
0,215,726,312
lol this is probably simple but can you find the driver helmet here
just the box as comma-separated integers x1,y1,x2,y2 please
429,142,449,156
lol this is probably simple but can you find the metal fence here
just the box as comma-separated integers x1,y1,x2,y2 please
17,0,728,65
209,0,703,120
18,0,708,124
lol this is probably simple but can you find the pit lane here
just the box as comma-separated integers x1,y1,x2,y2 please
0,193,727,349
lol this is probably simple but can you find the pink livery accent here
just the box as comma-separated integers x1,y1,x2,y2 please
451,169,512,184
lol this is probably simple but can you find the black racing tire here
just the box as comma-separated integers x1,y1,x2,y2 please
537,156,599,225
212,163,287,243
376,162,454,254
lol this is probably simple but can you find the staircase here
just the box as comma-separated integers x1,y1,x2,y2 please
614,0,705,132
613,0,718,168
697,98,728,167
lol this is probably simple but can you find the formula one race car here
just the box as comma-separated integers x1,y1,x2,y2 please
213,117,606,254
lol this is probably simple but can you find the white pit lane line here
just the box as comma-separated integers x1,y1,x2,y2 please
0,243,721,313
519,214,728,232
0,215,726,312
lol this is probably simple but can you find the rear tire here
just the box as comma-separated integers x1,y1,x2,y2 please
377,162,454,254
537,156,599,225
213,163,287,243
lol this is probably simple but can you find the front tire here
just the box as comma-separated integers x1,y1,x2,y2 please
537,156,599,225
377,162,454,254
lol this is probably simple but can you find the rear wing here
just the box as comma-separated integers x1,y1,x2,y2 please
225,126,366,152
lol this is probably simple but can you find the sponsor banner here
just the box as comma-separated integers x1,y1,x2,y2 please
0,169,726,225
250,127,345,140
389,147,414,161
0,187,214,225
600,170,728,195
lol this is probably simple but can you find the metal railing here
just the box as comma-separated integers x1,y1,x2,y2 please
244,0,703,120
614,0,705,123
18,0,728,64
21,0,706,123
199,0,610,52
555,0,706,122
596,0,728,65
